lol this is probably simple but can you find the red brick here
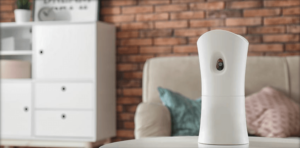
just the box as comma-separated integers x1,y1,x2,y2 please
117,105,123,112
140,46,172,54
0,5,14,11
123,121,135,129
156,53,189,57
190,19,224,27
104,15,135,23
0,0,16,4
188,37,199,44
155,4,188,12
120,55,154,62
227,1,262,9
121,22,153,30
117,46,139,54
117,64,139,71
286,43,300,51
102,0,137,6
122,6,153,14
117,31,139,39
155,20,188,29
0,18,13,22
243,35,262,43
248,26,286,34
118,80,141,87
249,44,284,52
226,18,262,26
117,97,141,104
120,38,152,46
118,113,135,121
174,45,198,53
154,38,187,45
172,0,203,3
117,130,134,138
0,12,14,19
263,34,299,42
248,52,264,56
283,7,300,15
264,0,300,7
287,25,300,33
264,17,300,25
244,8,281,17
138,0,170,5
123,88,142,96
190,2,225,10
207,10,242,18
136,13,169,22
174,28,208,37
117,89,123,96
123,72,143,79
140,29,173,37
210,27,246,34
138,63,145,70
124,105,138,113
171,11,205,20
266,52,300,56
101,7,121,15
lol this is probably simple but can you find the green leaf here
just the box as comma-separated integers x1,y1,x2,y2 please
16,0,30,10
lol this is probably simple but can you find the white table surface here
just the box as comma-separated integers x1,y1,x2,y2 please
101,136,300,148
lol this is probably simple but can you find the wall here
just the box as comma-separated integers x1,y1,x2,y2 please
100,0,300,142
1,0,300,143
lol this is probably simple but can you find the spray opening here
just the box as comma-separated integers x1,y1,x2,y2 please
216,59,224,71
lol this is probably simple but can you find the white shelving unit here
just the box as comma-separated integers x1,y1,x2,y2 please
0,50,32,56
0,22,116,148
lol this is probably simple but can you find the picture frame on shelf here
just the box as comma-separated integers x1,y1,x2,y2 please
33,0,100,22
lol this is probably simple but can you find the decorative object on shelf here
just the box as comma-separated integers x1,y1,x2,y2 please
15,0,31,23
33,0,99,22
0,60,31,79
1,37,15,51
38,7,55,21
197,30,249,145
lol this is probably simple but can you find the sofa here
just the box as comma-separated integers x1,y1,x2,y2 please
134,56,300,139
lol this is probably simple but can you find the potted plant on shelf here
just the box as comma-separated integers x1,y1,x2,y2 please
14,0,31,23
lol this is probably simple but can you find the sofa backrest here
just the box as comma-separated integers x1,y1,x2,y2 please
142,56,300,104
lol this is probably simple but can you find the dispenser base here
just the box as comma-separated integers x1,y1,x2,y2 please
198,143,249,148
199,96,249,144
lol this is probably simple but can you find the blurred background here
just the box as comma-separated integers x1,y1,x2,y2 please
0,0,299,147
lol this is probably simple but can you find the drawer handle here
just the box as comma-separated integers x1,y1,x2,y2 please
62,114,66,119
62,86,66,91
24,107,28,112
40,50,43,54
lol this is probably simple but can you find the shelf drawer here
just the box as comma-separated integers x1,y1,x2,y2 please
35,82,93,109
34,110,93,138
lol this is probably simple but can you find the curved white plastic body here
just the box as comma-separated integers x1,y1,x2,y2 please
197,30,249,145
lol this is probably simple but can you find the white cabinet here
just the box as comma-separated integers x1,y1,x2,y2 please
0,22,116,146
0,82,32,137
34,23,96,80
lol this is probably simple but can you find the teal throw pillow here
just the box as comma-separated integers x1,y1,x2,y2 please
158,87,201,136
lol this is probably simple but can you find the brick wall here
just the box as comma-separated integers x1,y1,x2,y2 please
101,0,300,141
1,0,300,143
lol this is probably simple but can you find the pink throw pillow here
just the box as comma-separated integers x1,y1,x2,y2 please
245,87,300,137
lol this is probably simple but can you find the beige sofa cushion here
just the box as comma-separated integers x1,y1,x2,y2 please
287,56,300,103
245,57,289,97
134,103,171,139
142,56,299,104
142,57,201,103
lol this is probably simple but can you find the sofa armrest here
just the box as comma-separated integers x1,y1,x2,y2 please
134,102,171,139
